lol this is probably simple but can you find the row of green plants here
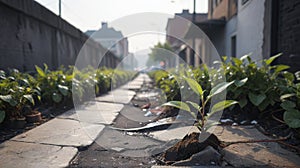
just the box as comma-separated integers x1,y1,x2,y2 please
149,55,300,130
0,65,135,124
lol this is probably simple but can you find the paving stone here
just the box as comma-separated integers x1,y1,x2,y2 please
151,166,221,168
213,125,268,141
213,126,300,168
120,84,142,90
96,89,136,104
0,76,148,168
150,126,199,142
135,91,159,99
120,105,156,123
120,80,144,90
0,141,77,168
95,127,162,157
12,118,105,147
137,74,152,82
58,101,123,124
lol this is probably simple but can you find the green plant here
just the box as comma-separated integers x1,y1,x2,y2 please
162,77,238,131
150,54,300,130
216,54,299,126
35,65,73,106
0,69,37,121
0,65,135,124
280,83,300,128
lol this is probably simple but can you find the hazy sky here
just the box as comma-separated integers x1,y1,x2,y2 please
35,0,208,53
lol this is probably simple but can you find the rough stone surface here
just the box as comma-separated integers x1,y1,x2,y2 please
150,126,199,141
11,118,105,147
135,91,159,99
94,127,163,157
119,74,151,90
0,76,142,168
152,166,222,168
119,105,156,123
58,101,123,124
0,141,77,168
96,89,136,104
213,125,268,141
171,146,222,166
120,81,143,90
213,126,300,168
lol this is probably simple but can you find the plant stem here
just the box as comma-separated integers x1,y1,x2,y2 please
201,99,205,128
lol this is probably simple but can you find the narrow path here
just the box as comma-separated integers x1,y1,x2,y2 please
1,73,300,168
0,74,146,168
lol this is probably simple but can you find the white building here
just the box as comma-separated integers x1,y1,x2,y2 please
86,22,129,59
183,0,271,66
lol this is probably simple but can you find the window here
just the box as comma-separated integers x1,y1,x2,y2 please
231,35,237,57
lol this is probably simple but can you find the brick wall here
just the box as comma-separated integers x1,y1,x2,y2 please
277,0,300,72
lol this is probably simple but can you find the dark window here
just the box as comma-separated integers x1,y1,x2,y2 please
231,35,237,57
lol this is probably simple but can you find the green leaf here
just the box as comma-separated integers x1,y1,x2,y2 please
0,110,5,123
203,121,220,131
280,101,296,110
43,63,49,72
210,81,234,97
0,95,17,107
295,71,300,81
284,109,300,128
20,79,29,86
282,71,295,82
239,98,248,108
186,101,201,111
52,93,62,103
274,65,290,73
258,98,270,111
222,56,228,62
66,74,75,81
184,77,203,96
162,101,190,112
248,92,266,106
240,54,252,63
265,53,282,65
240,55,250,62
58,84,69,96
280,94,296,101
232,57,243,66
209,100,238,116
35,65,46,77
23,95,34,105
234,78,248,87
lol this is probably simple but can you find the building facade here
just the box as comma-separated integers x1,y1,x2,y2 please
166,10,208,67
86,22,129,60
178,0,300,71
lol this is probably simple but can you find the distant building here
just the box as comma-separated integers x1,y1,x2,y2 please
166,10,207,67
86,22,129,60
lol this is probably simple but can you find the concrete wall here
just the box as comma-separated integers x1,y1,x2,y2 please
236,0,265,61
224,15,237,57
0,0,119,71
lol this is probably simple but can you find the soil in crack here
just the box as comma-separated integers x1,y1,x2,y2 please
157,132,221,164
